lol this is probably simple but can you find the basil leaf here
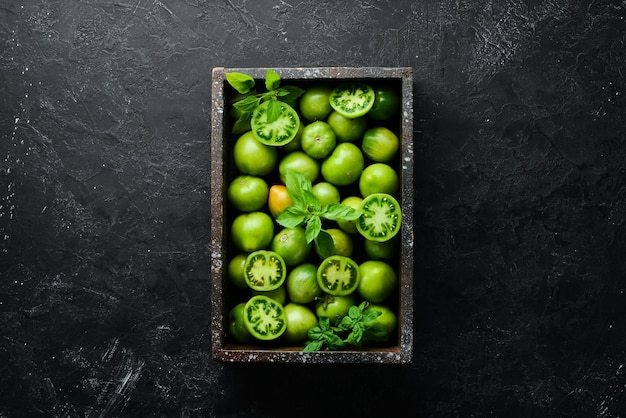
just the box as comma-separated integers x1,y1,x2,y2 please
348,305,362,320
305,216,322,244
321,202,362,222
347,322,365,347
362,322,389,343
233,95,261,112
313,229,334,257
303,340,324,353
276,206,308,228
232,112,252,134
284,169,311,206
362,308,382,323
303,190,321,212
226,72,255,94
337,314,355,330
260,91,274,102
318,316,331,331
307,324,324,340
325,333,347,350
265,99,281,124
265,69,281,91
279,85,305,101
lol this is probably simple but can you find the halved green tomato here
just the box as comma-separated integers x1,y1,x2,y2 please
243,295,287,341
251,100,300,146
328,82,375,119
316,255,360,296
356,193,402,242
244,250,287,291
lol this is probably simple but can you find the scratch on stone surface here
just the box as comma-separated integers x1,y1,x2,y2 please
225,0,255,30
153,0,174,17
133,0,143,14
98,348,145,417
101,338,120,362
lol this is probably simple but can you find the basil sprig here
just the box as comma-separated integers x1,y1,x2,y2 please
303,301,389,352
276,169,362,258
225,69,304,134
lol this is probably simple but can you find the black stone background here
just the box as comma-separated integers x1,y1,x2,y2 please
1,0,626,417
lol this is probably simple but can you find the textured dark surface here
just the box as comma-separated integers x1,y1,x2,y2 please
1,0,625,417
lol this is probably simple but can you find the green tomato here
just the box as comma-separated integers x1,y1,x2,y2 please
299,85,333,121
233,131,278,176
244,250,287,291
361,127,400,163
368,86,400,121
231,211,274,252
314,228,354,258
301,121,337,159
283,303,318,344
270,227,312,267
243,295,287,341
363,303,397,336
358,260,397,303
315,294,356,324
229,302,255,344
251,100,300,147
329,82,375,119
358,163,399,197
327,110,367,142
227,253,248,289
356,193,402,243
321,142,364,186
336,196,363,234
311,181,341,206
278,151,320,184
317,255,360,296
286,263,323,304
227,175,269,212
364,238,398,260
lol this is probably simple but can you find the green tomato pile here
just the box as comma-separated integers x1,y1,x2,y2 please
225,72,403,349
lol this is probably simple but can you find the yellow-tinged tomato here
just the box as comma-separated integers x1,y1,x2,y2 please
268,184,293,218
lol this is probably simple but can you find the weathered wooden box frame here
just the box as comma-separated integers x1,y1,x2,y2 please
210,67,413,364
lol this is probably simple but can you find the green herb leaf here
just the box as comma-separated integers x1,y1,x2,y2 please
232,112,252,134
305,216,322,244
260,91,274,103
324,333,347,350
314,229,335,258
277,86,304,106
281,169,362,250
303,317,346,352
301,301,392,352
266,99,282,124
346,322,365,347
362,307,382,323
362,322,389,344
226,72,255,94
265,69,281,91
307,323,326,340
303,339,324,353
284,169,311,207
303,190,321,212
276,206,308,228
233,95,261,113
321,202,362,222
